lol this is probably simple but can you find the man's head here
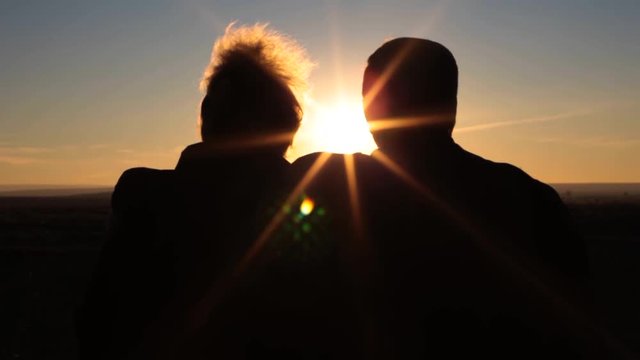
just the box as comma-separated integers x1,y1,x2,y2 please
200,24,312,156
363,38,458,154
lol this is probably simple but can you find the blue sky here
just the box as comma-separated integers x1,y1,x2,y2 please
1,0,638,184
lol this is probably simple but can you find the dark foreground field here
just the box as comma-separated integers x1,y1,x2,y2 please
0,187,639,359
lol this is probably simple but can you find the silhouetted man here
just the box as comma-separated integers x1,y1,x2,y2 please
291,38,603,358
76,24,314,360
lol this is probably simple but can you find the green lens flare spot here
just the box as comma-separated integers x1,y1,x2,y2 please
300,196,315,216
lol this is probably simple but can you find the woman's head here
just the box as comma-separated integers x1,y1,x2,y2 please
200,23,313,156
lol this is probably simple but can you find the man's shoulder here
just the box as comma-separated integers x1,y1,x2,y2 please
461,149,562,205
493,161,559,199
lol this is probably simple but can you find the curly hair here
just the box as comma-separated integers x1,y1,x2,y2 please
201,22,312,98
199,23,314,152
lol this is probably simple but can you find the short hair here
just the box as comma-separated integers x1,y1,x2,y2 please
363,38,458,133
200,23,313,154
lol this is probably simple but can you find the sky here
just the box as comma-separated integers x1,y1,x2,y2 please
1,0,639,186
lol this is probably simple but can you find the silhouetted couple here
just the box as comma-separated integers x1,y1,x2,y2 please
78,24,607,359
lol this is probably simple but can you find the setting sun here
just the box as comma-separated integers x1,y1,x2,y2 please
286,98,378,161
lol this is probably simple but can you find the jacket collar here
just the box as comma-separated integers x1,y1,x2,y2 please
175,142,290,173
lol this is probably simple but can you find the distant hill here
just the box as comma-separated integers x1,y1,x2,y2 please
551,183,640,197
0,185,112,197
0,183,638,198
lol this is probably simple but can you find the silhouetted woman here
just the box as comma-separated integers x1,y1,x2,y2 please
77,23,313,360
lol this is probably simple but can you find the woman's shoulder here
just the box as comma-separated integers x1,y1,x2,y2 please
112,167,175,211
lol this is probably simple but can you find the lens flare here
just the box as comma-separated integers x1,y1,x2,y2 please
300,197,315,216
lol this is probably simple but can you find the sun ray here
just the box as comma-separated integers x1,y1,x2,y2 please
199,130,297,152
138,150,331,356
371,151,521,269
236,152,332,273
366,110,591,140
412,0,450,38
370,150,621,348
367,113,453,133
344,154,364,241
362,41,417,111
326,0,346,97
343,153,379,356
181,152,333,336
371,151,443,205
372,149,545,272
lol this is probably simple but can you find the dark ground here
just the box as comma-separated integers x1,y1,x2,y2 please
0,188,638,359
0,193,110,360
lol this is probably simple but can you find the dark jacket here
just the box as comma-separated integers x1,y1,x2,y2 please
77,143,291,359
286,140,602,359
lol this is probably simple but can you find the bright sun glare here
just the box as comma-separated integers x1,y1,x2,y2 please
286,98,378,161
